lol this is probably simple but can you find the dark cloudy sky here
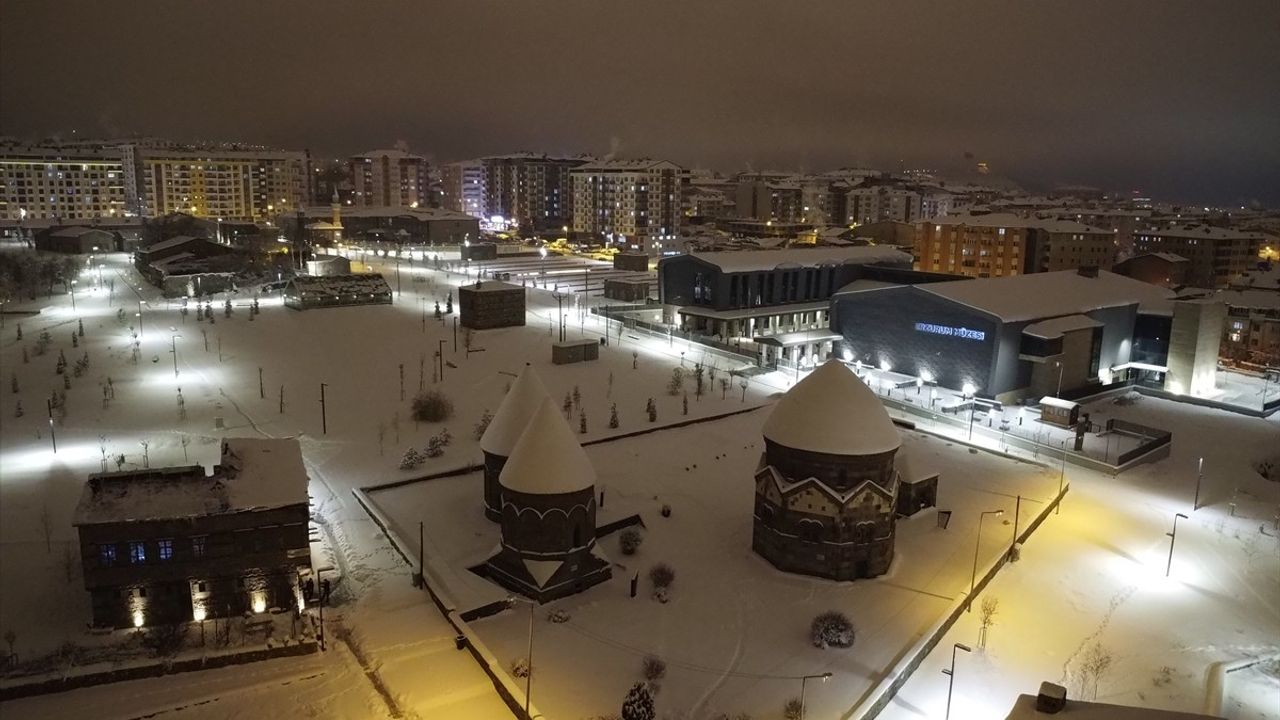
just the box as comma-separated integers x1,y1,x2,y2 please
3,0,1278,205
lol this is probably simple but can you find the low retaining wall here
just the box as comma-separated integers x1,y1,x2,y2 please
844,486,1068,720
0,640,316,701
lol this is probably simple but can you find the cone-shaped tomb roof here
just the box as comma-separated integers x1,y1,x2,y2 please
499,398,596,495
762,359,901,456
480,365,550,456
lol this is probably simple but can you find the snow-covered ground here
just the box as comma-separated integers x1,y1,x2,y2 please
2,248,1275,719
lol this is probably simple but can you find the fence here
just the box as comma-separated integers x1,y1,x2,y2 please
1108,419,1172,466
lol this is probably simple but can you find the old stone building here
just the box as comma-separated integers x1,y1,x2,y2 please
479,364,550,521
483,398,611,601
752,360,907,580
73,438,311,628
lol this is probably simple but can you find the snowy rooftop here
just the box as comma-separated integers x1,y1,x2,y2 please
573,158,682,172
481,365,551,456
459,280,524,294
763,360,901,456
49,225,106,238
915,270,1175,323
1138,224,1266,241
930,212,1113,235
1229,264,1280,291
686,246,912,273
499,398,596,495
299,206,477,222
1022,314,1103,339
142,235,206,254
1211,288,1280,310
74,438,309,525
286,273,391,299
1003,693,1216,720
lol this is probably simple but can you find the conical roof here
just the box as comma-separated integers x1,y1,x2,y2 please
480,365,550,456
762,360,901,456
499,398,596,495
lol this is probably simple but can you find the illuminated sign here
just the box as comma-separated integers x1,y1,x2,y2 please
914,322,986,341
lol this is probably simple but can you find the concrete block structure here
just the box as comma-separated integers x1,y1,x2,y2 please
73,438,311,629
458,280,526,329
552,339,600,364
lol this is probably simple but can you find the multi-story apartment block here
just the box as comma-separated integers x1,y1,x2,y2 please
571,159,684,252
73,438,311,629
0,142,128,221
482,153,588,232
348,149,429,209
1132,225,1266,289
441,160,486,218
799,177,848,226
122,143,311,222
846,179,952,226
733,173,803,224
915,212,1116,279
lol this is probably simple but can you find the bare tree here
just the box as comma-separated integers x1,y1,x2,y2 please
979,596,999,649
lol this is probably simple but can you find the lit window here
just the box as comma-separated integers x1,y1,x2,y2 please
129,541,146,564
158,538,174,561
100,544,117,566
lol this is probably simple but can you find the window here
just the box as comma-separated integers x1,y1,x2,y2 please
192,535,207,558
128,541,146,564
99,544,117,567
158,538,174,561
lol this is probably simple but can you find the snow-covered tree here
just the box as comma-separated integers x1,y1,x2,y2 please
563,391,573,418
646,398,657,423
579,409,588,434
666,367,684,396
77,318,84,337
979,597,999,649
399,448,423,470
572,384,582,410
473,409,493,441
810,611,855,649
682,394,689,416
609,403,619,429
621,682,655,720
693,364,705,399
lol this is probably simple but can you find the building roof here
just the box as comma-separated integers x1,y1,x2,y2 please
685,246,911,273
298,206,477,222
1138,224,1266,241
762,360,901,456
481,365,551,456
930,212,1113,235
50,226,108,238
459,280,524,294
1004,692,1216,720
915,270,1175,323
1211,288,1280,310
74,438,308,525
500,398,596,495
1022,314,1103,339
286,273,392,299
143,235,206,253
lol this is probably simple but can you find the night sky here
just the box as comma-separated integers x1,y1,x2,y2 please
3,0,1278,205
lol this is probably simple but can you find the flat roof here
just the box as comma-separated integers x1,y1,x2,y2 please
912,270,1176,323
1004,693,1216,720
1023,314,1103,339
683,246,911,273
677,300,830,321
459,280,524,293
754,329,842,346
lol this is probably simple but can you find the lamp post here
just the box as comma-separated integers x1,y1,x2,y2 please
962,382,977,441
507,596,535,715
1193,456,1204,511
1057,440,1068,514
319,382,328,435
798,672,832,719
969,509,1004,612
437,339,446,381
69,280,77,311
1166,512,1189,577
1054,360,1064,397
941,643,972,720
170,332,182,377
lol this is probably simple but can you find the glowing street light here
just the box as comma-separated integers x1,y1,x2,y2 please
798,672,832,719
968,509,1004,612
941,643,972,720
1165,512,1189,577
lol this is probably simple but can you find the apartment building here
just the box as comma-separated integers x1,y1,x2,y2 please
915,212,1116,278
441,160,486,218
570,159,684,252
1133,225,1266,289
122,143,311,222
0,142,128,221
483,153,588,232
846,179,951,225
733,172,803,223
348,149,429,209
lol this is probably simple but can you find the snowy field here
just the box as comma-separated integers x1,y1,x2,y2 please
1,249,1276,719
370,408,1062,719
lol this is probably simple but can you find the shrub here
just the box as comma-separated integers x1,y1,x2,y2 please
511,657,531,678
411,390,454,423
619,529,643,555
399,448,423,470
783,698,803,720
142,623,188,657
649,563,675,589
660,503,671,518
642,655,666,682
810,610,855,649
621,682,655,720
547,609,571,624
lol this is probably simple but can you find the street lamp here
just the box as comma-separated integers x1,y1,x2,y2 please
507,596,535,715
941,643,972,720
1165,512,1189,577
969,509,1004,612
69,280,77,311
799,672,832,719
1193,456,1204,511
962,382,977,441
169,332,182,377
1054,360,1064,397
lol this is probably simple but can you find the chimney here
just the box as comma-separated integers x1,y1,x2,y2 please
1077,265,1099,278
1035,682,1067,713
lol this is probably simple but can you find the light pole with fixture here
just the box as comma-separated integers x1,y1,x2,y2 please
1166,512,1189,577
962,382,977,441
507,596,535,715
170,332,182,377
941,643,972,720
799,672,832,719
969,509,1004,612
